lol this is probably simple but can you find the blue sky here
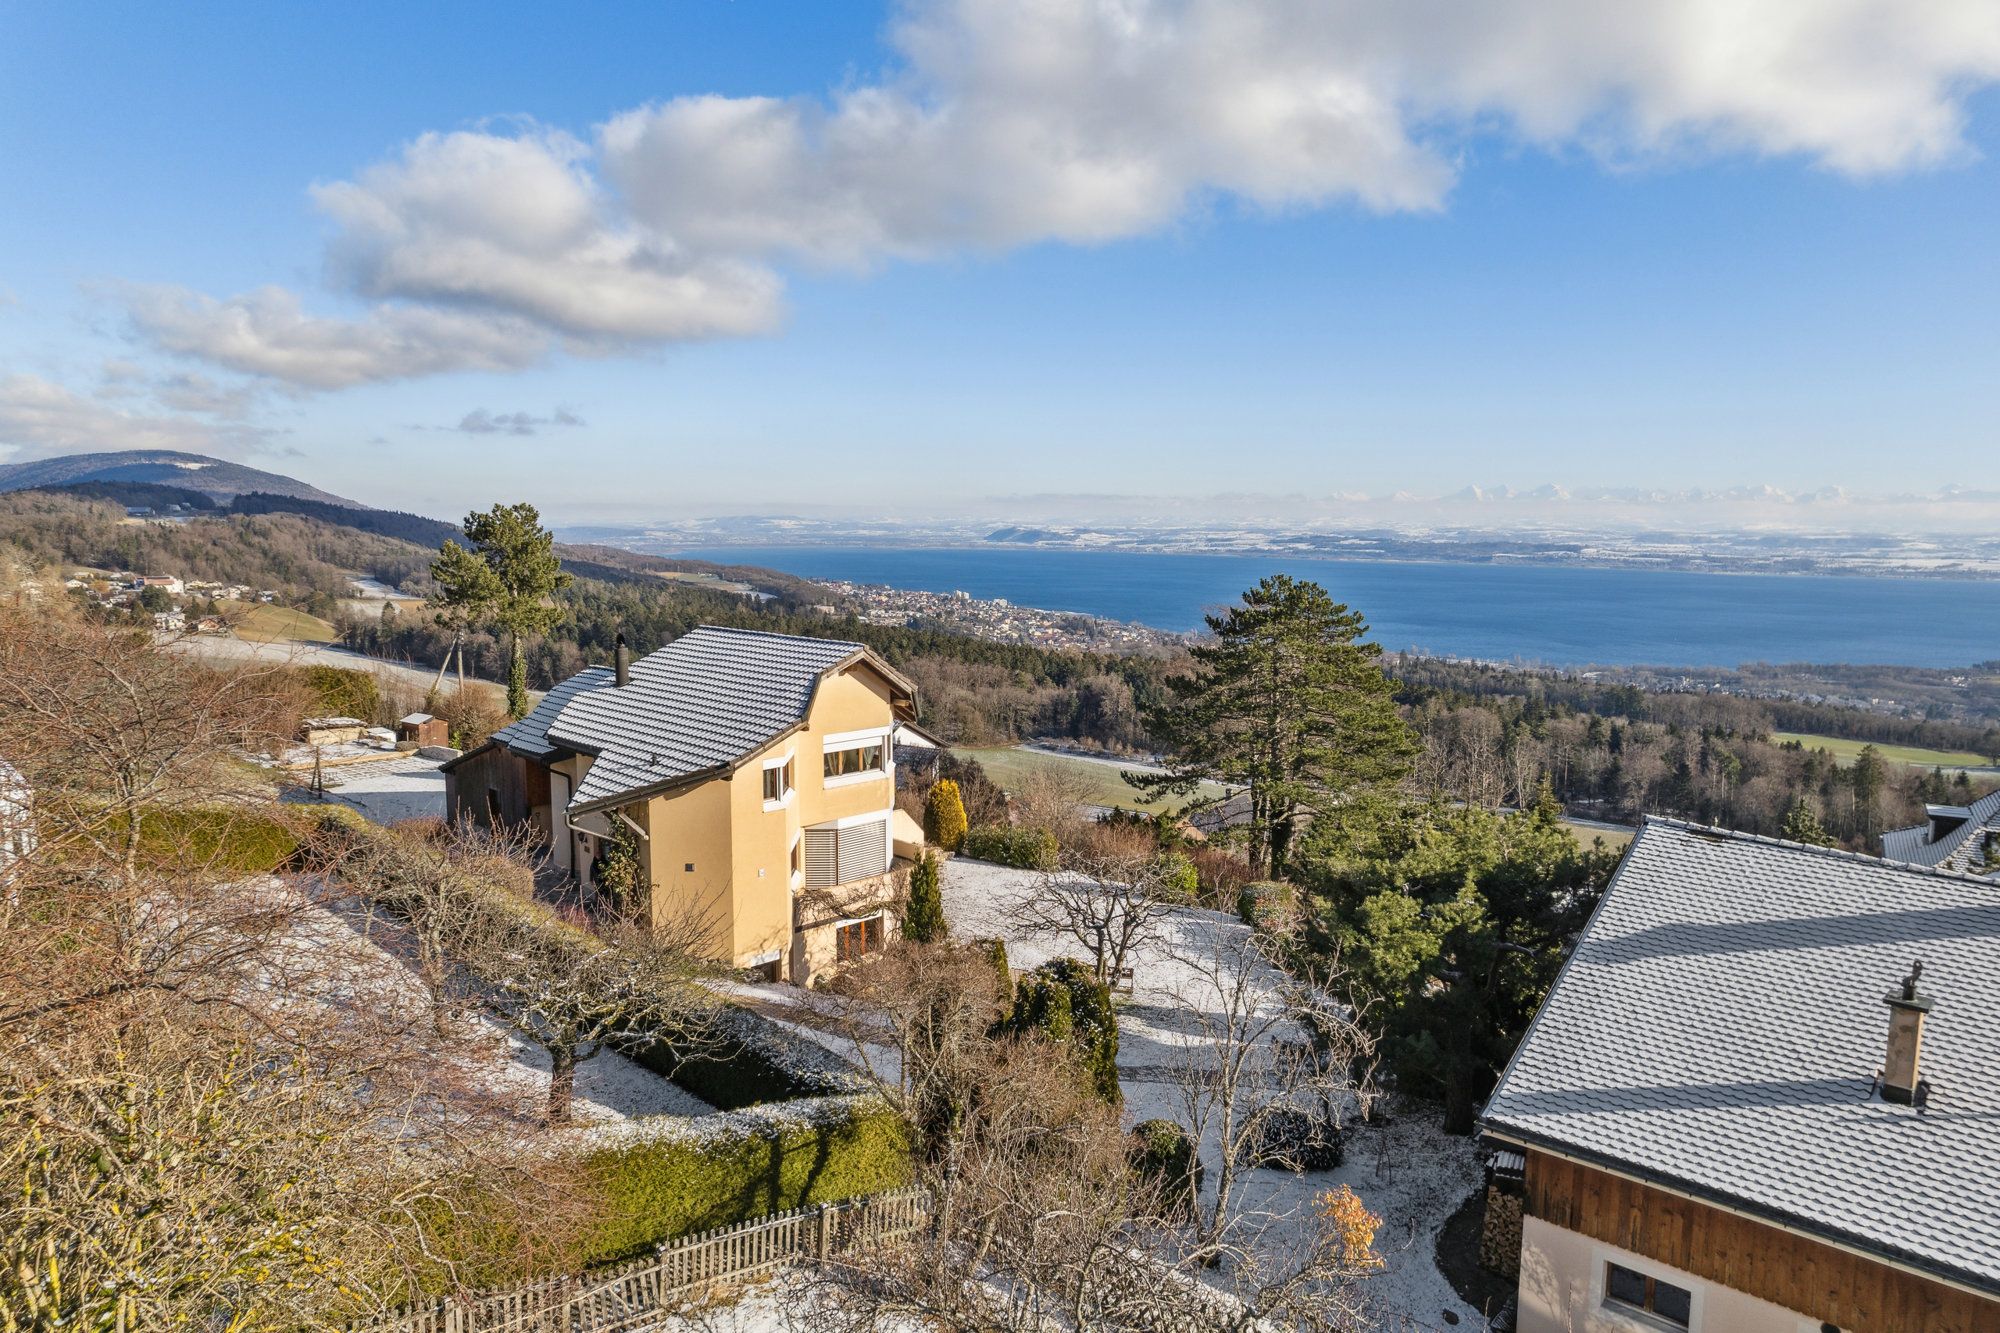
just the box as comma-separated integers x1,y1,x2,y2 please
2,1,1998,526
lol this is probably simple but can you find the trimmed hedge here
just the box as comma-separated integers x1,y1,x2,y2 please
300,664,381,721
1129,1118,1203,1216
93,802,306,875
575,1095,912,1262
963,823,1059,870
621,1004,868,1111
1237,879,1296,929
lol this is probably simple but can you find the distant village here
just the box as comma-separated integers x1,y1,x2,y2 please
63,568,277,633
820,578,1181,652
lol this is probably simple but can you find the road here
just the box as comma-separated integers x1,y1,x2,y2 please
167,633,516,703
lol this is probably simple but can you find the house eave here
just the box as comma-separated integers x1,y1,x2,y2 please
1479,1123,2000,1304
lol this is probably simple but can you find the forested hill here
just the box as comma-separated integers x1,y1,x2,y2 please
0,449,357,505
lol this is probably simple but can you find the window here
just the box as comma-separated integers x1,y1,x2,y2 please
790,837,802,879
1605,1262,1691,1328
823,740,886,782
762,758,793,804
836,915,884,962
802,817,891,888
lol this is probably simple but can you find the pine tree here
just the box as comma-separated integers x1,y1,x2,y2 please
426,537,500,698
924,778,968,852
1781,798,1835,848
904,851,947,943
1134,575,1415,879
459,503,573,719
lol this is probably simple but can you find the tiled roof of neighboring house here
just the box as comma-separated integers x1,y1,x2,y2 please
1481,818,2000,1296
1880,787,2000,871
483,667,615,762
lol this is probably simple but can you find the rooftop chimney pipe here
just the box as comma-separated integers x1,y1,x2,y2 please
614,632,631,687
1880,959,1934,1105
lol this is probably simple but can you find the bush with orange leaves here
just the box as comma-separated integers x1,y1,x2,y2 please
1315,1184,1387,1274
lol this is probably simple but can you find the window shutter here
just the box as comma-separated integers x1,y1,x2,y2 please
804,827,838,888
836,817,889,884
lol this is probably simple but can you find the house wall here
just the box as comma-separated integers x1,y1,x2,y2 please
642,776,738,961
1519,1149,1997,1333
632,659,903,976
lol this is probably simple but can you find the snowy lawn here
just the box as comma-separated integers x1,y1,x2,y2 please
268,877,716,1124
947,856,1485,1331
280,754,448,825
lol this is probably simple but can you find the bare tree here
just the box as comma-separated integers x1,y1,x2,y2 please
323,817,722,1128
1018,848,1182,984
810,939,1385,1333
0,591,579,1329
1158,928,1385,1330
0,598,301,878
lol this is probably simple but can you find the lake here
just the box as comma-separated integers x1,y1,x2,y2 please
668,545,2000,669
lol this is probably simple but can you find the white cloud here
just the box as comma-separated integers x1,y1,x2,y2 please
126,0,2000,387
0,374,275,461
314,129,784,341
123,284,549,390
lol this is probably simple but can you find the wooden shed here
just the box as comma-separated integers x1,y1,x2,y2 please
397,712,449,747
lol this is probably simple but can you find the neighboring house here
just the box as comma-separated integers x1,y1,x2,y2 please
1481,818,2000,1332
131,574,183,595
443,626,921,984
1880,787,2000,872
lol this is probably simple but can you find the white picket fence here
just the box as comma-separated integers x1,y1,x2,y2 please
356,1187,929,1333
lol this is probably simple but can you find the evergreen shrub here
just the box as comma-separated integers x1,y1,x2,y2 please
963,824,1058,870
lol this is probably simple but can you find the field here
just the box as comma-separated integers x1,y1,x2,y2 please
1772,732,1995,772
955,745,1232,813
233,604,340,643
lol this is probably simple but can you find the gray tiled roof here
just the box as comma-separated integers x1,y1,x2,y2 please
1482,818,2000,1294
486,667,615,761
545,626,871,811
1880,787,2000,871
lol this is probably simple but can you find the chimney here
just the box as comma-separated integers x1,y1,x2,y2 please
614,632,631,687
1880,960,1934,1105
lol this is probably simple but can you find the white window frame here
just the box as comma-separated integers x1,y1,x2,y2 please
761,750,796,811
1590,1244,1702,1333
822,727,892,789
801,808,895,888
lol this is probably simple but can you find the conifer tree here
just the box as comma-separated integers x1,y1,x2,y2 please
458,503,572,718
904,851,948,943
1781,798,1836,848
1135,575,1415,879
924,778,968,852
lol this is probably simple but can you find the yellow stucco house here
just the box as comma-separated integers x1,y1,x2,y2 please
442,625,923,983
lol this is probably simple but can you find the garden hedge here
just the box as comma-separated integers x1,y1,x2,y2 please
573,1095,912,1262
962,823,1059,870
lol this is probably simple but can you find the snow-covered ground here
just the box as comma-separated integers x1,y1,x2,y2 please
956,857,1482,1329
281,753,448,825
727,856,1488,1330
270,877,714,1123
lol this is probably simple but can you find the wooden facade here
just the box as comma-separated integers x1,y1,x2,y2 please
444,744,548,828
1524,1149,1998,1333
